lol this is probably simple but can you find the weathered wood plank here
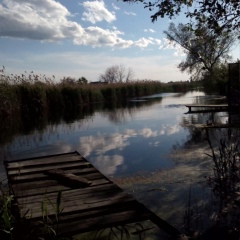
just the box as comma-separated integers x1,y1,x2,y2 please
7,161,92,175
185,104,228,113
16,185,121,205
10,168,98,191
4,151,182,238
185,104,228,107
12,178,111,197
21,192,136,218
9,166,98,181
9,169,104,183
56,210,150,236
28,208,151,236
22,188,130,208
16,183,121,203
6,153,82,168
183,123,240,129
57,202,142,222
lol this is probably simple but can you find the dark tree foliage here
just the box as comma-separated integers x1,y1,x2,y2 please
122,0,240,34
164,22,235,80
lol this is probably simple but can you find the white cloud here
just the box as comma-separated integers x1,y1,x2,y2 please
74,26,134,48
149,141,160,146
91,155,124,176
144,29,155,33
139,128,158,138
161,124,181,135
78,134,129,157
134,37,161,48
123,129,137,138
0,0,168,50
134,37,153,48
5,51,187,82
78,127,159,157
124,11,136,16
161,38,186,56
77,127,175,158
149,37,161,45
0,0,74,41
81,1,116,24
112,3,120,10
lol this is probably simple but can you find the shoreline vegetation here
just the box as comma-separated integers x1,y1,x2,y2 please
0,70,193,120
0,70,195,147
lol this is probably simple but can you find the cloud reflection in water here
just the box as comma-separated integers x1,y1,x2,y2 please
78,123,182,176
91,155,124,176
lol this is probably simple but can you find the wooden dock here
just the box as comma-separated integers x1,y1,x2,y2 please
4,151,181,238
184,123,240,129
185,104,228,113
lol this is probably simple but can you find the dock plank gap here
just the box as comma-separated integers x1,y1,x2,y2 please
4,151,181,239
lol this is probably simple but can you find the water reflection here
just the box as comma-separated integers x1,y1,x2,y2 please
91,155,124,176
0,90,222,179
2,90,239,235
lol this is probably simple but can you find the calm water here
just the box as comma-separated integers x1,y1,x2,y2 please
0,91,213,175
0,90,230,232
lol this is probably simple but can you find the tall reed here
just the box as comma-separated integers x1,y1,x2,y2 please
0,179,15,240
0,69,192,121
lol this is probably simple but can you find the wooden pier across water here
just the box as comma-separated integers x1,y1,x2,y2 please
185,104,228,113
4,151,181,238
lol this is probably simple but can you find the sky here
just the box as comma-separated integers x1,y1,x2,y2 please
0,0,239,83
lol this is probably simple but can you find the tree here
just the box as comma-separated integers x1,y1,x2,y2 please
125,67,134,82
122,0,240,35
78,77,88,84
164,22,235,80
99,65,134,83
60,76,76,85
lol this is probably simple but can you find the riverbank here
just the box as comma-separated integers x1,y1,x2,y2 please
0,72,193,120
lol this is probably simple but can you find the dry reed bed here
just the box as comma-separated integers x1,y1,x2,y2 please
0,72,190,119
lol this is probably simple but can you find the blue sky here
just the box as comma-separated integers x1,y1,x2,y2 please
0,0,239,83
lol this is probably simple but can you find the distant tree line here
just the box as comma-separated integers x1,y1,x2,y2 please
99,64,134,83
60,76,88,85
0,67,194,120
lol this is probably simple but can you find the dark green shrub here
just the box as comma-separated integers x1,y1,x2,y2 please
89,89,103,103
17,83,47,115
46,85,64,112
61,86,82,108
0,83,19,117
101,87,117,101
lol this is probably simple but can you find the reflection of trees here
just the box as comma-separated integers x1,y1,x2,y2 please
0,104,96,146
229,112,240,125
181,111,229,146
101,97,163,124
183,127,240,239
0,96,163,151
168,126,240,239
102,108,132,124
